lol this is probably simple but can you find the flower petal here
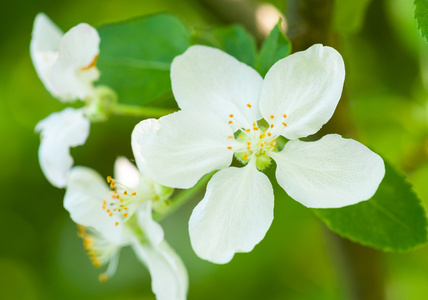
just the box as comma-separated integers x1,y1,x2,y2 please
132,110,235,189
133,241,188,300
136,201,164,246
51,23,100,101
189,162,274,264
35,108,90,188
171,45,263,129
64,166,132,245
260,44,345,139
270,134,385,208
114,156,141,189
30,13,63,98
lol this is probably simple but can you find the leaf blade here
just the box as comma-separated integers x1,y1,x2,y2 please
97,14,190,105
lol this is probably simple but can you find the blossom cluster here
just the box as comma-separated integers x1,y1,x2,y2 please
31,14,187,300
31,12,385,299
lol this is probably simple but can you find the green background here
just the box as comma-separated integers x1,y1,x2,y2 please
2,0,428,299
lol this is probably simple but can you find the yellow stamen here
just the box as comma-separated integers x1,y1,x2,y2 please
243,154,248,159
99,273,108,283
282,122,287,127
107,176,112,183
81,55,99,71
247,103,252,108
283,114,287,118
229,114,234,118
270,115,274,119
228,120,233,124
227,146,232,150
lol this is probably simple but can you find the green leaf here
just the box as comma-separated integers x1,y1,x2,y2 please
191,24,257,66
256,20,291,77
333,0,372,35
97,14,190,105
212,25,257,67
314,161,427,251
415,0,428,41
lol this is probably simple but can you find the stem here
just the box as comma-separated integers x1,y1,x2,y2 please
156,172,214,222
111,103,176,118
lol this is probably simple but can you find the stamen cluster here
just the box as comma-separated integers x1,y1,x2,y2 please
103,176,138,226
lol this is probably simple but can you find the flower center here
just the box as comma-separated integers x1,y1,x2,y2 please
77,225,120,282
226,106,288,170
103,176,140,226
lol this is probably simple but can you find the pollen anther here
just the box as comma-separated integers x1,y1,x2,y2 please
270,115,274,119
247,104,252,108
227,146,232,150
228,121,233,124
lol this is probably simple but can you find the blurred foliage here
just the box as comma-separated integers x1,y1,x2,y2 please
3,0,428,299
333,0,372,35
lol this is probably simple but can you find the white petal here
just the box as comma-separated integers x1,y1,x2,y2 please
189,162,274,264
51,23,100,101
132,110,235,189
136,201,164,246
114,156,141,189
30,13,63,98
35,108,90,188
64,166,132,245
133,241,188,300
260,44,345,139
171,45,263,129
270,134,385,208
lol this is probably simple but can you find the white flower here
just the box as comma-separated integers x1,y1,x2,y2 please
64,157,188,300
131,44,385,264
30,13,100,102
31,13,102,188
35,108,90,188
